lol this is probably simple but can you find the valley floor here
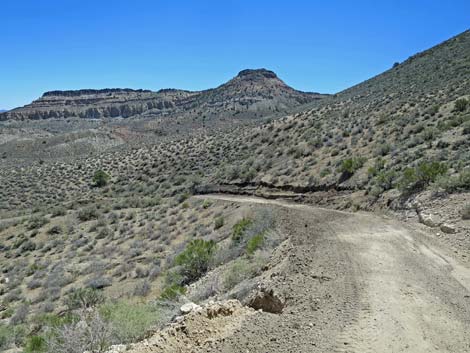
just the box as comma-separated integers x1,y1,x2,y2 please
127,194,470,353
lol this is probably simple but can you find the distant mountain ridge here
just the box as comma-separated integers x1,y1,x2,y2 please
0,69,327,121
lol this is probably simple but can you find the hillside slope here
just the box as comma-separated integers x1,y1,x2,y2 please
215,31,470,199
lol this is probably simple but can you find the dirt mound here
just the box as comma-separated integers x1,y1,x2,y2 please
107,300,257,353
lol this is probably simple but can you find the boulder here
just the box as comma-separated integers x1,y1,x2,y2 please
418,213,440,228
180,302,201,314
440,223,457,234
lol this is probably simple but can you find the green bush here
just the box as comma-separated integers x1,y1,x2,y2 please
32,312,78,329
159,284,186,300
246,233,265,255
339,157,366,176
202,200,212,209
175,239,216,283
0,324,13,350
0,324,26,350
399,161,447,193
374,170,397,191
232,218,253,244
93,170,110,187
24,335,46,353
100,301,160,343
454,98,469,112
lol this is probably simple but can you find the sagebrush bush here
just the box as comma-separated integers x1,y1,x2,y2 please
454,98,469,112
28,216,49,230
65,288,104,310
435,170,470,192
77,206,100,222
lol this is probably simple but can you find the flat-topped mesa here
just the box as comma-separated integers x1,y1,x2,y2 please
42,88,153,98
236,69,279,80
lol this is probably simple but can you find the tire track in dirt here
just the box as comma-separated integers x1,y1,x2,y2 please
194,194,470,353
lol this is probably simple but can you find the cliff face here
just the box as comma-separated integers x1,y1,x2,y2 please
0,89,195,120
0,69,327,121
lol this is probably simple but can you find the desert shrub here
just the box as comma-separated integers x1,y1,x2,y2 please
232,218,253,244
374,170,397,191
78,206,100,222
47,225,62,235
27,279,43,290
65,288,105,311
93,170,110,187
462,121,470,135
338,157,366,176
434,169,470,192
175,239,216,283
376,143,392,156
454,98,469,112
46,311,112,353
0,324,26,350
51,207,66,217
421,127,438,141
222,257,265,290
20,240,37,252
32,312,78,330
214,217,224,230
202,200,212,209
86,277,112,290
462,204,470,220
28,216,49,230
159,284,186,300
24,335,47,353
399,161,447,194
133,280,151,297
10,304,29,325
0,324,13,349
246,233,265,255
100,301,159,343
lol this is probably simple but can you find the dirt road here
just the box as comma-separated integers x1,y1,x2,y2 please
196,194,470,353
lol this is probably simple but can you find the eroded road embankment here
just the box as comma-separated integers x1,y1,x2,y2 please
195,194,470,353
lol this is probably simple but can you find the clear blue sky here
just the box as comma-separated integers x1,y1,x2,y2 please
1,0,469,109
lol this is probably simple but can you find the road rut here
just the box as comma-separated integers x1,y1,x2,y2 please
197,194,470,353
